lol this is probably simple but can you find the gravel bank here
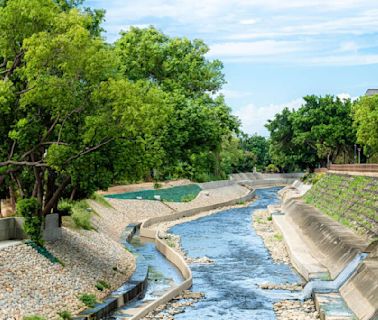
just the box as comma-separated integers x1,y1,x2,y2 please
253,209,320,320
253,209,290,264
0,229,134,320
0,214,135,319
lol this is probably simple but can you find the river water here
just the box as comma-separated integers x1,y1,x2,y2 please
168,187,302,319
113,187,302,319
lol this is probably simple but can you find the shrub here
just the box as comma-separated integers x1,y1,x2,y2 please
57,199,73,216
265,164,279,173
71,201,94,230
57,311,72,320
79,293,97,308
16,197,43,245
90,193,112,208
154,181,162,189
23,316,46,320
95,280,111,291
301,172,325,185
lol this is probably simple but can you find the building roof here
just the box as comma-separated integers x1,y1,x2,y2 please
365,89,378,96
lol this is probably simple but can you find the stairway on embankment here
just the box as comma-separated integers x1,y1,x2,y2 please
273,173,378,320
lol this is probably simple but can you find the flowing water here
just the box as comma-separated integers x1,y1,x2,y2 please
167,187,303,319
111,186,365,319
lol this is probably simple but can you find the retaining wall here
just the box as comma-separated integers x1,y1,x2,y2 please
282,198,369,279
0,217,26,241
229,172,304,181
330,164,378,173
340,241,378,320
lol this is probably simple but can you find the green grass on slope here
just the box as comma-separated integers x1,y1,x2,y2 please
303,173,378,239
105,184,202,202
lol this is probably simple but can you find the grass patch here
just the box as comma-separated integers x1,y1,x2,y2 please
90,193,112,208
23,317,46,320
105,184,202,202
57,311,72,320
274,233,283,241
95,280,110,291
71,201,95,230
79,293,97,308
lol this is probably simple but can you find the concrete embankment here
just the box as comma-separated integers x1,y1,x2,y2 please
276,176,377,320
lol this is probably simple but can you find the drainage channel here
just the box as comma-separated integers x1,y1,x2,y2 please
109,234,184,319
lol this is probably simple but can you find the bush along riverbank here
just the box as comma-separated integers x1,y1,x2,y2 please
253,209,320,320
0,197,135,320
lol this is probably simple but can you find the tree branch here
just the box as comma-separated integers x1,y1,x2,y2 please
0,160,48,167
64,137,114,164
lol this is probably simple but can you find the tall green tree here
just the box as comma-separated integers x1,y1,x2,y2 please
266,95,356,171
0,0,171,214
115,27,239,181
238,133,270,171
353,95,378,161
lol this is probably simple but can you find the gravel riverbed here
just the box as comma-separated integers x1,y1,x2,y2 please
253,208,320,320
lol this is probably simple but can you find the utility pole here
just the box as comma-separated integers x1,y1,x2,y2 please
354,144,357,163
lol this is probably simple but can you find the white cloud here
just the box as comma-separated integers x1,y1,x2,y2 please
337,93,358,101
235,98,304,136
90,0,378,66
209,40,303,57
239,19,259,25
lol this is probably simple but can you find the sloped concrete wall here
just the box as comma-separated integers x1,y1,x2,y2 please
282,198,368,279
340,242,378,320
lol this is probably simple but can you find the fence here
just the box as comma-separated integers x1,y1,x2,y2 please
329,164,378,173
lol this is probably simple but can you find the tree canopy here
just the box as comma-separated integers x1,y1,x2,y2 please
0,1,241,217
353,95,378,160
266,95,356,171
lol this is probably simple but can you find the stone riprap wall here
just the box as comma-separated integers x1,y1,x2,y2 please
304,173,378,238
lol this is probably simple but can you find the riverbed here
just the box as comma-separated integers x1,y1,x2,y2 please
167,187,302,319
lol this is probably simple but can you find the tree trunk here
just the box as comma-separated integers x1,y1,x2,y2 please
42,176,71,216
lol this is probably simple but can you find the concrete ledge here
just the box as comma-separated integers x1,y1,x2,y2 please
314,293,356,320
340,242,378,320
74,223,149,320
282,198,368,279
0,217,26,241
141,188,257,235
127,229,192,320
273,214,329,281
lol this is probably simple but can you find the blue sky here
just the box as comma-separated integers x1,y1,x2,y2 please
87,0,378,135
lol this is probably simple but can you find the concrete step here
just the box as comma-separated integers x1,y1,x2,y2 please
273,214,330,281
314,293,356,320
0,240,23,250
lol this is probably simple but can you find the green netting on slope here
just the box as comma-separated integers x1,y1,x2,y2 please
105,184,202,202
25,240,62,265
